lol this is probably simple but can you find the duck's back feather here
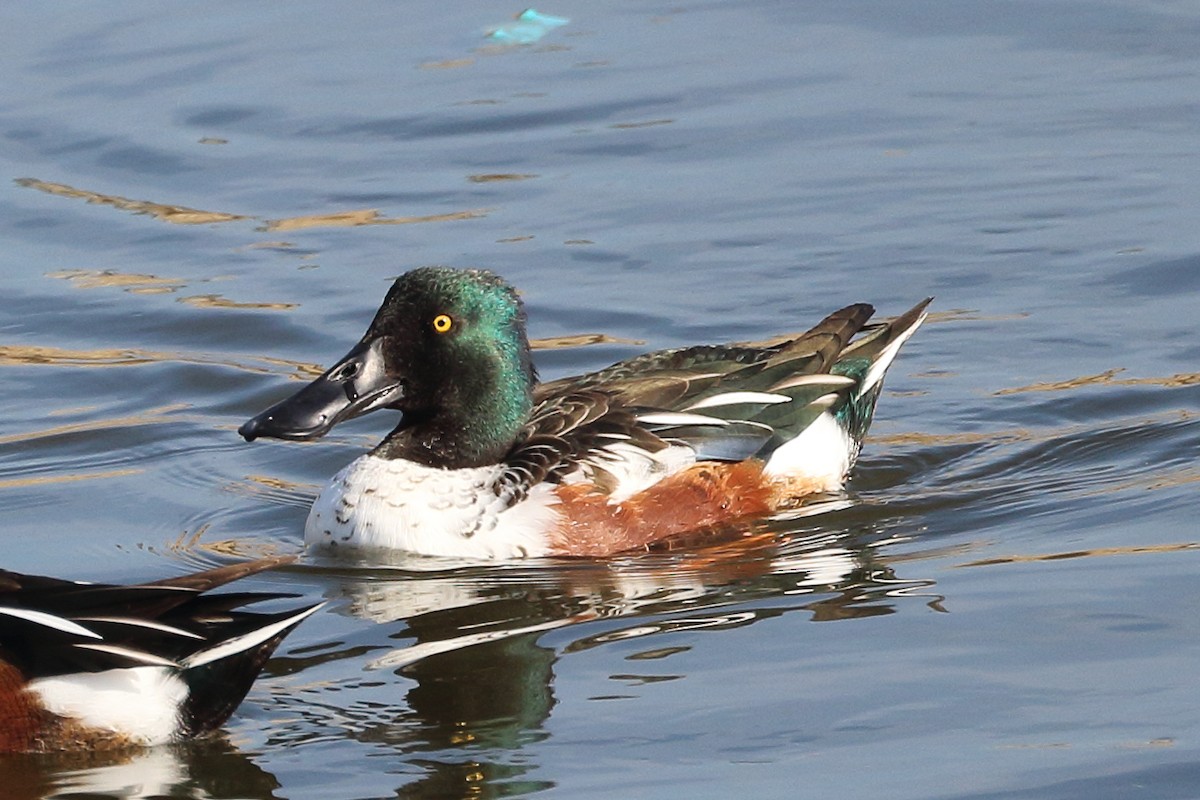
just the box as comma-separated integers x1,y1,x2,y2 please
501,300,930,508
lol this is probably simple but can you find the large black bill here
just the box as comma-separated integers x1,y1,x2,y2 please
238,339,402,442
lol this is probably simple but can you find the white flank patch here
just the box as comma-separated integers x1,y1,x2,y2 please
28,666,188,746
305,456,558,558
0,607,101,638
684,391,791,410
183,603,324,668
762,411,855,487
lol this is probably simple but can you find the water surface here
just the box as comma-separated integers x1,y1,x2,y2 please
2,1,1198,798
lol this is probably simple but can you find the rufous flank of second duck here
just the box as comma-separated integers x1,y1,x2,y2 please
240,268,930,559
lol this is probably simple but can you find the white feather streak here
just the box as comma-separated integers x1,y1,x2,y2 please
768,373,854,392
73,643,179,667
858,310,928,398
75,616,204,639
684,391,791,410
0,607,100,638
182,603,324,669
807,393,841,411
635,411,728,427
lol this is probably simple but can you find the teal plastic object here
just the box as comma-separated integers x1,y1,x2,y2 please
487,9,569,45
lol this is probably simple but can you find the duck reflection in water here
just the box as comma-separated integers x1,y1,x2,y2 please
293,519,939,799
0,736,285,800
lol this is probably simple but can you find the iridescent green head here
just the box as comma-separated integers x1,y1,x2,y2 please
367,267,535,464
238,267,536,468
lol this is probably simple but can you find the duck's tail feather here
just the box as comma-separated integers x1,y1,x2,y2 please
830,297,932,442
178,601,323,737
148,555,298,592
839,298,932,394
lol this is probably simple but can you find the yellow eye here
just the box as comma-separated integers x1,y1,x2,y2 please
432,314,453,334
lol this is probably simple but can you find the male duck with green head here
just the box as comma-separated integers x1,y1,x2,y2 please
240,267,929,559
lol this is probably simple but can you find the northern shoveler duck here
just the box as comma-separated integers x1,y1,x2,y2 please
239,268,929,559
0,556,320,753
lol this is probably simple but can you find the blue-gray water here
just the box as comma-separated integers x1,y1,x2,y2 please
2,1,1198,798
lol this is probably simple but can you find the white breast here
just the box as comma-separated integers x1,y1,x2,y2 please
304,455,560,559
